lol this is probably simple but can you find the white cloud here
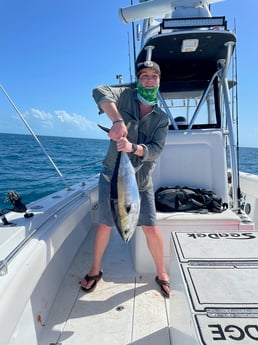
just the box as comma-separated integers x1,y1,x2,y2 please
23,108,97,134
54,110,95,130
30,108,53,121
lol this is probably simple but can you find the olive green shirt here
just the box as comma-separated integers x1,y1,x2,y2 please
93,85,169,191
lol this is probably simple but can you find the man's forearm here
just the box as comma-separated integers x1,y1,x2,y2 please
99,101,124,123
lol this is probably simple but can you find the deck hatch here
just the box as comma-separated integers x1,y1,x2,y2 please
173,231,258,262
170,232,258,345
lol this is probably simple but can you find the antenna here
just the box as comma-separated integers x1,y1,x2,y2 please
116,74,124,84
119,0,224,23
127,32,133,83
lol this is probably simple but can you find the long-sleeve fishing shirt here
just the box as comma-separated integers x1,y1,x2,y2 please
93,85,169,191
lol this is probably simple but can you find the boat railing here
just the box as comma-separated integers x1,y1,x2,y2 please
158,69,221,130
0,188,90,276
188,70,221,129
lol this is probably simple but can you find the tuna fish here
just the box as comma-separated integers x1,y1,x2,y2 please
97,124,140,242
110,151,140,243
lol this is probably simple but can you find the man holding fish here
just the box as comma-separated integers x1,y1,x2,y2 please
80,61,170,298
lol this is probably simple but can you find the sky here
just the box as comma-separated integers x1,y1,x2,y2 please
0,0,257,147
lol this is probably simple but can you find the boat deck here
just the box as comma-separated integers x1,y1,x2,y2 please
40,227,171,345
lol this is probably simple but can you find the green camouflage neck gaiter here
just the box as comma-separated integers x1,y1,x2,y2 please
136,80,159,106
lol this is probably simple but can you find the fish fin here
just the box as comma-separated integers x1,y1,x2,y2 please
134,164,143,174
102,173,111,182
98,124,110,133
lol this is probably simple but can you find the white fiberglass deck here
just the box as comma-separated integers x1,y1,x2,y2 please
40,227,171,345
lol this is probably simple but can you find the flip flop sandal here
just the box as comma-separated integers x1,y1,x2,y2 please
155,276,170,298
81,270,103,293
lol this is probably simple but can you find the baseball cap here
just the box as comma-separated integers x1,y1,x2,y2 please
136,61,161,76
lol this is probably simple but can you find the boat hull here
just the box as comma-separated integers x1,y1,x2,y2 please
0,179,98,345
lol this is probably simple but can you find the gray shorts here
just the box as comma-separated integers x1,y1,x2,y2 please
98,168,156,227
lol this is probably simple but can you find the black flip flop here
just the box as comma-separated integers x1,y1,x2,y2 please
81,270,103,293
155,276,170,298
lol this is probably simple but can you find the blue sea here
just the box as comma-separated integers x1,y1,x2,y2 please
0,133,108,211
1,132,258,211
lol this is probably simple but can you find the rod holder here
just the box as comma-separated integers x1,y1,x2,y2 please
144,45,155,61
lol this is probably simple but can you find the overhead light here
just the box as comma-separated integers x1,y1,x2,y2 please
181,39,199,52
162,17,226,30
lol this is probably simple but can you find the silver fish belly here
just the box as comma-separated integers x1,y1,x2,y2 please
110,152,140,243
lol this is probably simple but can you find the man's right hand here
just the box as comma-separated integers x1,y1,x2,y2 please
109,121,128,141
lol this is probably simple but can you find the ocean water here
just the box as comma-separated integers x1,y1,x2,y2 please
0,133,108,211
0,133,258,211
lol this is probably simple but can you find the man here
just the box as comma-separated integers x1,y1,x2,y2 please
80,61,170,298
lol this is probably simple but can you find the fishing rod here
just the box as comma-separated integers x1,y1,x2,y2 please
130,0,137,71
0,84,70,190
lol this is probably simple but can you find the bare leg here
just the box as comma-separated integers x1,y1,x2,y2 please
142,225,170,295
81,223,112,290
